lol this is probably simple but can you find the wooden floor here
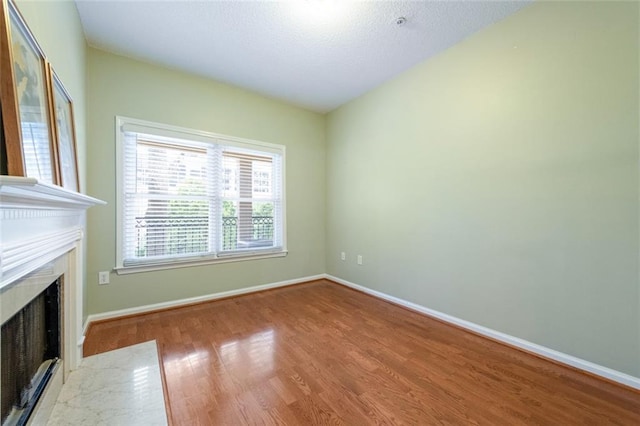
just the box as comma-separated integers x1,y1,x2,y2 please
84,280,640,425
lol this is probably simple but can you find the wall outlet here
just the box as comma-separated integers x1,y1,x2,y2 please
341,252,346,261
357,255,363,265
98,271,110,285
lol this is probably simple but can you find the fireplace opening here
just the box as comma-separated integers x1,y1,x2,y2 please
1,278,61,426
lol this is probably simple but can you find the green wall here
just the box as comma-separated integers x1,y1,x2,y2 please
86,49,326,315
326,1,640,376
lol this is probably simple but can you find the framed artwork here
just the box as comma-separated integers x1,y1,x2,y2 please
49,66,79,192
0,0,58,184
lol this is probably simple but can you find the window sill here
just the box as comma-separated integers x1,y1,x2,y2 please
115,250,288,275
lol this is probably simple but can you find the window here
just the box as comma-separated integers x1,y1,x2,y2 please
116,117,286,273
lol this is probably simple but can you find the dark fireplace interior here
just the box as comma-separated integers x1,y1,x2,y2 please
1,279,61,426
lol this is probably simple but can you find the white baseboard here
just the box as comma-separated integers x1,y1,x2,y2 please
325,274,640,391
83,274,325,331
82,319,91,337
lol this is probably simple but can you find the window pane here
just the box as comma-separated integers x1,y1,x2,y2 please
126,138,212,262
118,117,285,268
220,150,278,252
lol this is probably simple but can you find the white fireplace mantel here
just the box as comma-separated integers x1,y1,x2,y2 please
0,176,105,288
0,176,104,423
1,176,105,368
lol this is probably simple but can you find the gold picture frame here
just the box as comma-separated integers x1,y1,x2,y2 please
49,65,80,192
0,0,58,184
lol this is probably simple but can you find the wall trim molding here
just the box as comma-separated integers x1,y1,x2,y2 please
83,274,326,329
324,274,640,391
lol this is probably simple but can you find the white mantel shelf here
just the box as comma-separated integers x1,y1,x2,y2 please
0,176,105,209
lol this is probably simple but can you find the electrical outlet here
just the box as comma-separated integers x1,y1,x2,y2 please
357,255,363,265
341,252,346,261
98,271,110,285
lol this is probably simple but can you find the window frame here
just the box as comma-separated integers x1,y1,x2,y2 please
114,116,287,274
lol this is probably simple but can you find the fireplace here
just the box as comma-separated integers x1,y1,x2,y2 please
1,278,60,425
0,177,104,424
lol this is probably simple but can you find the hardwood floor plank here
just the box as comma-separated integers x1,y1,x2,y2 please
84,280,640,425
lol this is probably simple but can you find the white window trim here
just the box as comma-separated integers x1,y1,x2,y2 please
114,116,287,274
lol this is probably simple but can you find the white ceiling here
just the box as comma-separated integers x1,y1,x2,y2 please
75,0,532,113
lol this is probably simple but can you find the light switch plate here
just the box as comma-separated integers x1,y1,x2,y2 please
98,271,110,285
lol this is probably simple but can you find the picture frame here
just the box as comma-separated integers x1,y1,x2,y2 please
49,65,80,192
0,0,58,184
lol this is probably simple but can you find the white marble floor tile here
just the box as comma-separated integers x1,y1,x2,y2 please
47,341,167,426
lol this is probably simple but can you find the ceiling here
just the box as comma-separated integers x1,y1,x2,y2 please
75,0,532,113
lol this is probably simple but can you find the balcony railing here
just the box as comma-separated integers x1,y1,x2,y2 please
134,216,274,256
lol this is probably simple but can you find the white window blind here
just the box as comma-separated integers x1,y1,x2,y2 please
117,117,285,270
